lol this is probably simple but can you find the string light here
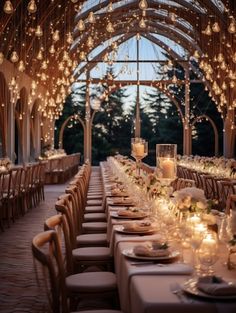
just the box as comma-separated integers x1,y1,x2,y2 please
139,17,146,28
77,19,85,31
18,60,25,72
0,52,4,64
10,51,19,63
35,25,43,37
139,0,148,10
212,22,220,32
88,11,96,23
3,1,13,14
27,0,37,14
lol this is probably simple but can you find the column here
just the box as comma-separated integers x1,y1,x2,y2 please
224,108,235,158
84,75,91,162
7,97,15,162
135,37,141,138
183,68,191,155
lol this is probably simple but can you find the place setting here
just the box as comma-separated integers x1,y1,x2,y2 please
122,240,181,263
114,220,155,235
110,207,149,219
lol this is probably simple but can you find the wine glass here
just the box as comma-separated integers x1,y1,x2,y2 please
131,138,148,176
198,231,219,276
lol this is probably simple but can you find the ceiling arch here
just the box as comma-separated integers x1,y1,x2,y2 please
0,0,235,121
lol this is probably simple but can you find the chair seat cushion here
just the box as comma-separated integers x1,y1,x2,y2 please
84,213,106,222
76,233,108,247
72,247,112,261
66,271,117,293
87,195,103,200
87,199,103,206
82,222,107,233
85,206,104,213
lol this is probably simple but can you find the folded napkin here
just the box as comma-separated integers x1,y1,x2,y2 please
197,276,236,296
133,241,170,257
117,208,144,217
123,221,152,232
114,198,134,205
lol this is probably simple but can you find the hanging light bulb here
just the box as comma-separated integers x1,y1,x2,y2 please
35,25,43,37
217,52,224,63
41,60,48,70
36,50,43,60
106,22,114,33
77,19,85,31
49,45,55,54
63,51,69,61
220,61,227,70
64,67,70,77
202,24,212,36
88,11,95,23
169,12,176,23
10,51,19,63
52,30,60,42
31,80,37,90
212,22,220,32
172,74,177,84
193,50,200,59
139,0,148,10
230,81,235,88
4,1,13,14
228,20,236,34
222,82,227,90
18,60,25,72
67,32,73,44
27,0,37,14
79,51,86,60
233,52,236,63
107,2,113,12
87,36,94,48
70,0,79,3
0,52,4,64
58,62,64,71
139,17,146,29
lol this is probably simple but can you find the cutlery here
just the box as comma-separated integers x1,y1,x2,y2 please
130,261,166,266
170,282,192,303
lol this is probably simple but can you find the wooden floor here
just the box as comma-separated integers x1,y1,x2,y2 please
0,183,68,313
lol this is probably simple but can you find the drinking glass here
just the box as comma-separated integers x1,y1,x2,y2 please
156,144,177,184
131,138,148,175
198,231,219,275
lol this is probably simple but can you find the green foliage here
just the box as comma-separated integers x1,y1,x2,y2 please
54,61,223,165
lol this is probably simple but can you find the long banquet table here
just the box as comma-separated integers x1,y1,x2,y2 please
100,159,236,313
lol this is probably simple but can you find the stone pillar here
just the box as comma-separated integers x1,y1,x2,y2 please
22,109,30,164
7,98,15,162
224,108,235,158
84,78,91,162
183,69,191,155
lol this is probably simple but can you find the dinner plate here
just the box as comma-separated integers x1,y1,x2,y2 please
122,248,180,261
110,211,148,219
114,224,155,235
181,278,236,300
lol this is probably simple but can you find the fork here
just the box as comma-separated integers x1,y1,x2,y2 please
170,283,191,303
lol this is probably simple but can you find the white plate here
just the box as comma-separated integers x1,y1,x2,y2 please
181,278,236,300
114,224,155,235
111,211,148,220
122,248,180,261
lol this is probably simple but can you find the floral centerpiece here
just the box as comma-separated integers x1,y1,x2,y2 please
0,157,12,172
146,173,173,199
173,187,209,214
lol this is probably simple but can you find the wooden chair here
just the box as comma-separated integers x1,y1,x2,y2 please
54,197,112,271
171,178,195,191
32,230,121,313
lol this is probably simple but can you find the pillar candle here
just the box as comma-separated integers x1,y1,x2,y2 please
161,158,175,178
133,143,145,157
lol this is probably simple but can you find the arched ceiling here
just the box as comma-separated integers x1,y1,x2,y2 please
0,0,235,121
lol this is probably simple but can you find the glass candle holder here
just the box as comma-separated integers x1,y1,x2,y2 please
131,138,148,175
156,144,177,183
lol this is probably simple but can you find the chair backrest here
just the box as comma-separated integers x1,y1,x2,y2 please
44,214,74,275
55,195,77,248
172,178,195,191
32,230,69,313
